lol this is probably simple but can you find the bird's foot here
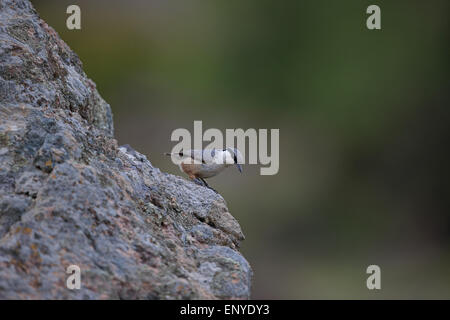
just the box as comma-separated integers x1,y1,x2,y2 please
201,178,219,194
193,178,205,186
206,186,219,194
193,178,219,194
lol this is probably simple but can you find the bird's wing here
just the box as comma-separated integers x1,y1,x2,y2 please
166,149,217,164
183,149,216,164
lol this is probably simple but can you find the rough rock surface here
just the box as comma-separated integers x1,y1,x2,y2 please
0,0,251,299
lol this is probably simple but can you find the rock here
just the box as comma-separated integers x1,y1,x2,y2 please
0,0,251,299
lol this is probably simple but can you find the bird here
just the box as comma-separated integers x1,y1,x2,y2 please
164,148,243,192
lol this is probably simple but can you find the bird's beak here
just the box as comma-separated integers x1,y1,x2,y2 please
235,163,242,173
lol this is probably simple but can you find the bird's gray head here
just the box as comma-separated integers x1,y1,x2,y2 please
224,148,243,173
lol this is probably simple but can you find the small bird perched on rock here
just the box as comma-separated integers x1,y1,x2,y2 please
165,148,243,192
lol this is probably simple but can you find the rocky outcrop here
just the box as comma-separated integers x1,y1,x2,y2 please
0,0,251,299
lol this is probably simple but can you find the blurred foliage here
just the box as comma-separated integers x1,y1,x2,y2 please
33,0,450,298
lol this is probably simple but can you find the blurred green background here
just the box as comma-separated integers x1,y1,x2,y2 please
33,0,450,299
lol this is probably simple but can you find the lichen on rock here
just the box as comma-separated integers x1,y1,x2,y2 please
0,0,251,299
